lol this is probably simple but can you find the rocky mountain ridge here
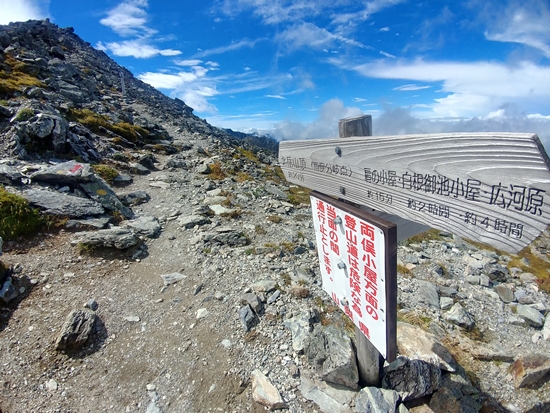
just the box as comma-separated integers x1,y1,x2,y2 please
0,19,550,413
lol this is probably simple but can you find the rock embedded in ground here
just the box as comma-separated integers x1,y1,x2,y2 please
443,303,475,330
71,227,139,249
304,324,359,389
22,188,105,217
238,304,259,331
510,354,550,388
516,304,545,327
251,369,286,410
382,356,442,401
55,309,97,351
355,387,400,413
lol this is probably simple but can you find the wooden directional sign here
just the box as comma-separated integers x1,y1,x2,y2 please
280,133,550,253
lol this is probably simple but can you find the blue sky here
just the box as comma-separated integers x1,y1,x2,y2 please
2,0,550,147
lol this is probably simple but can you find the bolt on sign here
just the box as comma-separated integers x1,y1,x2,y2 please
280,133,550,253
311,191,397,361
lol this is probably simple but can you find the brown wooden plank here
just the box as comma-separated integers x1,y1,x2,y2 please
280,132,550,253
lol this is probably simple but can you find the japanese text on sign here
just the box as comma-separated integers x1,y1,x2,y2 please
311,195,388,358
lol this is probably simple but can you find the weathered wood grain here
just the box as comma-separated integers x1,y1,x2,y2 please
280,132,550,253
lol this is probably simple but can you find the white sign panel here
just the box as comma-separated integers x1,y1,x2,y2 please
311,194,388,358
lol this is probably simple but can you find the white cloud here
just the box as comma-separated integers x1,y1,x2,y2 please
266,95,286,100
353,97,368,102
273,99,363,140
379,27,390,32
98,0,181,59
483,0,550,58
194,38,265,58
100,0,151,37
0,0,48,24
393,84,432,91
97,39,181,58
276,22,372,52
379,50,396,58
174,59,203,66
343,58,550,118
372,106,550,152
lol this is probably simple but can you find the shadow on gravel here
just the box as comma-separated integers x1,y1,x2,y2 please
0,274,35,334
524,402,550,413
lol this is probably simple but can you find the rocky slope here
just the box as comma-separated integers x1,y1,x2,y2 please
1,19,550,413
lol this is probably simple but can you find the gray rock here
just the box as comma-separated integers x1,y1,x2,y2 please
267,290,281,304
444,303,475,330
510,354,550,388
0,104,12,117
22,188,104,217
397,322,456,372
251,280,277,293
112,173,132,187
55,309,97,351
0,164,24,185
80,175,133,218
251,369,286,410
382,356,441,401
543,314,550,340
0,277,18,303
129,163,150,175
299,374,355,413
516,304,545,327
196,163,211,174
71,227,138,249
241,292,263,314
177,214,211,229
265,184,289,200
119,190,150,206
84,299,98,311
65,216,111,229
121,216,161,238
519,273,538,284
304,325,359,389
203,195,227,206
160,272,186,286
203,230,248,247
238,304,259,331
355,387,399,413
465,276,480,285
30,160,94,185
284,309,317,353
411,280,440,309
438,286,458,297
440,297,454,311
494,285,515,303
209,204,235,215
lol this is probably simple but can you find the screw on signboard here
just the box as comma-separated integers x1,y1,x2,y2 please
333,216,342,225
339,186,346,195
337,261,347,270
341,298,349,307
335,146,342,157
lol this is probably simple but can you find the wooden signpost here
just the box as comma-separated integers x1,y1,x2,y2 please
279,115,550,385
280,130,550,254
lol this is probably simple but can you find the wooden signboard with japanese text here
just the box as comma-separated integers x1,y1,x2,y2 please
280,133,550,253
311,191,397,361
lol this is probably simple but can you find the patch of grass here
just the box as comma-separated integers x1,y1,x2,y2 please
236,147,260,164
295,214,310,221
220,210,242,220
281,273,291,286
221,197,233,208
0,55,45,96
397,264,413,278
508,247,550,293
67,108,149,142
0,187,45,241
287,186,311,205
264,242,277,248
254,225,267,235
280,241,295,252
267,215,282,223
235,172,253,182
202,247,212,254
245,248,255,255
91,164,119,184
263,165,287,183
207,162,226,180
406,228,445,244
397,310,432,330
13,107,35,122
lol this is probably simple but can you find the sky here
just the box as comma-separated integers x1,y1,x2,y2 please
1,0,550,148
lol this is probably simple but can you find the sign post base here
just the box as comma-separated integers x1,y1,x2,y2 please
356,326,383,387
